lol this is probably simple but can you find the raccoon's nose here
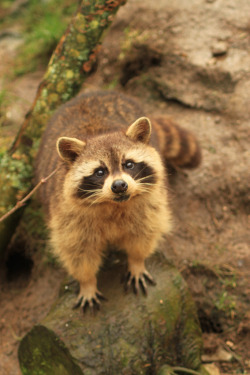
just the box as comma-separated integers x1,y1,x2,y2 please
111,179,128,194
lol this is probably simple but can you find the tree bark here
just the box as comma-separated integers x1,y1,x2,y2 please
0,0,126,259
18,253,208,375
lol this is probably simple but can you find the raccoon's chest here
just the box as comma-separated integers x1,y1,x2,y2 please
97,202,148,242
101,208,131,236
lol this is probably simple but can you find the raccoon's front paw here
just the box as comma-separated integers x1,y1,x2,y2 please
73,289,106,314
124,269,156,296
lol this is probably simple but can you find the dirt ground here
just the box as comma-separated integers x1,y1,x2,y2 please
0,0,249,374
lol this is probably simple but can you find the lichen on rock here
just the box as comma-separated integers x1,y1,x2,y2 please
18,252,205,375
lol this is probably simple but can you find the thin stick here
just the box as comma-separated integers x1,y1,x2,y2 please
0,167,59,223
205,199,221,229
172,367,201,375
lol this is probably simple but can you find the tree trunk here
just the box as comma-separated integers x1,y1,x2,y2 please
18,253,208,375
0,0,127,260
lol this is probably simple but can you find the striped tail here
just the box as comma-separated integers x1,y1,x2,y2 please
152,117,201,169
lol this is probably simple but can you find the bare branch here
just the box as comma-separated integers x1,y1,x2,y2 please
0,167,59,223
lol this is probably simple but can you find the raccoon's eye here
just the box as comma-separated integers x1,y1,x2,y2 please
125,160,135,169
95,168,106,177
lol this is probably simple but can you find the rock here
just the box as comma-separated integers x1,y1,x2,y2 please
203,363,220,375
211,41,228,57
157,364,210,375
18,325,83,375
18,253,204,375
202,346,233,362
140,53,237,112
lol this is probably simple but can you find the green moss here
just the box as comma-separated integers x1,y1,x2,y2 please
2,0,77,76
0,91,19,148
152,290,181,336
215,290,236,317
76,33,87,44
115,338,138,367
0,153,33,215
157,365,175,375
74,13,86,32
17,201,48,251
18,325,83,375
178,288,203,370
47,92,59,104
0,89,7,106
103,76,119,89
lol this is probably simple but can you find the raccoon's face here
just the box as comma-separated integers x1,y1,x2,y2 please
57,117,163,205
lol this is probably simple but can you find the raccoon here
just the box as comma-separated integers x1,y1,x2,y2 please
35,91,201,312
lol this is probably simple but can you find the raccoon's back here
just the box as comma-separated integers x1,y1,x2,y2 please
35,91,144,210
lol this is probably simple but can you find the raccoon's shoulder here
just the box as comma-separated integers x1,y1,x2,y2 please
42,91,144,141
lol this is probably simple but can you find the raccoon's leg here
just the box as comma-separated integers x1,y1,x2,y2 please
123,238,157,295
66,251,105,313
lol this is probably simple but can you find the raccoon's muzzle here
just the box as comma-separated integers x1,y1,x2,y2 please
111,179,130,202
111,179,128,194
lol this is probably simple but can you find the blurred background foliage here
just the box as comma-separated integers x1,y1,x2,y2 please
0,0,78,150
0,0,77,75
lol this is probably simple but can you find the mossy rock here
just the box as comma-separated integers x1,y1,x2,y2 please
18,252,204,375
18,325,83,375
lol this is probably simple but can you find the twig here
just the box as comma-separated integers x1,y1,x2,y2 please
222,343,245,371
172,367,201,375
8,323,23,342
0,167,59,223
205,199,222,229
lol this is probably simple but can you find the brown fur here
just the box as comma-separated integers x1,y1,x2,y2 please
35,91,201,308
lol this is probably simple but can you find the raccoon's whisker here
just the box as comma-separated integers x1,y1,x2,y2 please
77,190,96,195
84,191,101,199
141,188,151,193
89,194,105,206
136,175,156,186
81,183,103,188
136,179,156,189
133,165,150,180
77,187,102,193
139,186,151,191
137,182,156,192
137,186,152,194
140,188,151,193
77,188,102,197
132,163,156,181
136,174,155,182
85,196,101,207
136,180,155,187
77,190,103,205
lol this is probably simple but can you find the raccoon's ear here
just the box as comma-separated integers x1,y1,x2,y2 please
126,117,151,144
56,137,86,163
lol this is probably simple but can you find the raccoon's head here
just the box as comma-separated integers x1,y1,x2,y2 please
57,117,164,205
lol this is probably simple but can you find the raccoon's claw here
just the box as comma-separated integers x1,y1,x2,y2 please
124,270,156,296
143,270,157,286
73,291,106,314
